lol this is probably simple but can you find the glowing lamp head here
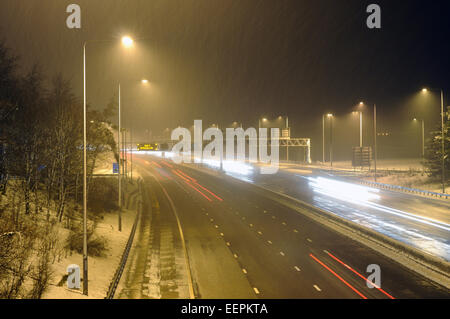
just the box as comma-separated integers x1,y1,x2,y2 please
327,113,333,118
422,88,428,93
121,36,134,48
141,79,148,84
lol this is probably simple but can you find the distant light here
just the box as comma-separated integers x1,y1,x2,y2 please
121,36,134,48
359,102,364,106
327,113,333,117
262,118,268,122
413,118,417,121
422,88,428,93
141,79,148,84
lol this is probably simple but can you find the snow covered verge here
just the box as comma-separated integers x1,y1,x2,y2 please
42,181,139,299
0,177,140,299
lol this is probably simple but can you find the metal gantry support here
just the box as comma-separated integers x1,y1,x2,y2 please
279,138,311,163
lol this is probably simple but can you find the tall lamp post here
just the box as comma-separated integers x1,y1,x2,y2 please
81,36,134,294
422,88,446,193
359,102,377,181
324,114,333,167
413,118,425,159
117,36,135,232
322,115,325,163
82,42,88,296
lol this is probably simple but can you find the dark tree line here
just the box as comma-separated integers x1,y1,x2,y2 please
424,109,450,186
0,41,117,219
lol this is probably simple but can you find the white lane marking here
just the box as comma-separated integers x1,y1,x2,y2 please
242,217,246,220
257,231,263,235
226,242,231,246
267,240,273,244
307,238,313,243
282,222,287,226
233,253,238,258
280,251,285,256
272,216,276,219
253,287,260,295
249,223,253,227
210,218,214,222
294,266,301,272
220,232,224,237
323,250,329,254
215,225,219,228
242,268,247,274
293,229,299,233
313,285,321,292
263,210,268,214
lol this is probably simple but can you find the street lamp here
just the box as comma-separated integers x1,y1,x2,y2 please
121,36,134,48
322,114,333,166
118,36,134,232
82,35,135,294
357,102,378,181
357,103,364,147
259,117,268,129
413,118,425,159
421,87,446,193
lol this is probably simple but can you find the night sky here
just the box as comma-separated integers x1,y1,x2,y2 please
1,0,449,160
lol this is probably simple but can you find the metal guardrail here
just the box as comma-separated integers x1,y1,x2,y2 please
358,180,449,199
105,182,142,299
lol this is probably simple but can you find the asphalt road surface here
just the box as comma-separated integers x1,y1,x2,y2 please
201,160,450,261
123,154,449,299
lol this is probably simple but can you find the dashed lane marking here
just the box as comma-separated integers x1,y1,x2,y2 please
313,285,321,292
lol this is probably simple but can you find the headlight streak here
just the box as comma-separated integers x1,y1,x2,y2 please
306,176,450,232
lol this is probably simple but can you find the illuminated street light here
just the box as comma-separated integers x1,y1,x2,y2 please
258,117,268,128
141,79,149,84
413,118,425,159
322,114,334,165
82,35,137,295
421,87,446,193
121,36,134,48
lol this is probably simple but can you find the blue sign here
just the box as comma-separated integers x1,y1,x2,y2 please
113,163,119,174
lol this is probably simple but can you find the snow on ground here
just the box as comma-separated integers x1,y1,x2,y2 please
43,204,137,299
